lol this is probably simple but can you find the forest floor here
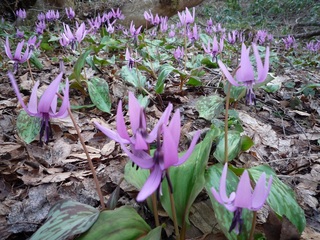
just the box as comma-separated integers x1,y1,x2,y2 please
0,0,320,239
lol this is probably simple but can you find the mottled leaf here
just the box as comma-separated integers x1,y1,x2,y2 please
155,64,175,93
213,131,241,163
73,48,92,82
140,226,162,240
196,95,224,121
78,206,152,240
248,165,306,233
240,135,254,151
205,164,253,240
87,77,111,113
30,200,99,240
16,110,41,144
120,65,146,89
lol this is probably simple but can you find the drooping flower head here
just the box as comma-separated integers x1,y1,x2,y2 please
8,72,69,145
218,43,269,105
125,48,142,70
211,163,272,234
4,37,32,74
35,20,46,35
173,46,184,61
178,7,195,26
27,36,41,51
203,36,224,61
46,10,60,22
282,35,296,50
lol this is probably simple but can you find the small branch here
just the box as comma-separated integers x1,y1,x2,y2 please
276,30,320,39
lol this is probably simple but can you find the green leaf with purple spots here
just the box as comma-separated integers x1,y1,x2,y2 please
16,110,41,144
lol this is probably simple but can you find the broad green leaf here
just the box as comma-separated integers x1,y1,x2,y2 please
160,129,218,226
16,110,41,144
224,83,246,102
73,49,92,82
140,226,162,240
213,131,241,163
240,135,254,151
196,95,224,121
78,206,152,240
260,84,280,93
201,57,218,68
30,200,99,240
120,65,146,89
155,64,175,93
248,165,306,233
30,54,43,70
87,77,111,113
205,164,253,240
186,76,202,86
48,35,61,42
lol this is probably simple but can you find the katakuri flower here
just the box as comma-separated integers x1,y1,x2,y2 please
16,8,26,20
203,36,224,61
120,109,200,201
178,7,195,26
211,163,272,234
65,7,75,19
4,37,32,74
218,43,269,105
8,72,69,145
125,48,142,70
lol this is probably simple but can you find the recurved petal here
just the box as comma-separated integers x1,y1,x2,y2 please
4,37,13,60
14,40,24,60
38,72,63,113
236,43,255,83
220,163,236,203
8,71,35,116
116,101,130,141
136,165,162,202
53,78,70,118
129,92,142,132
148,103,173,142
174,130,200,166
167,109,180,146
163,127,179,169
218,60,240,87
27,80,40,114
95,121,129,144
234,170,252,209
251,173,272,210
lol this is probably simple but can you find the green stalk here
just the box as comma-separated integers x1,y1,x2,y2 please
249,211,257,240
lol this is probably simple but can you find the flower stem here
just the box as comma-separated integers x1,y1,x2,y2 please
27,59,35,83
57,93,106,210
166,169,180,239
224,83,231,164
249,211,257,240
151,192,160,227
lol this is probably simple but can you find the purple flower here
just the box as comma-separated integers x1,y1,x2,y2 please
65,7,75,19
88,15,102,33
60,22,87,49
8,72,69,145
188,23,199,42
35,20,46,34
178,7,195,26
283,35,296,50
173,46,184,61
121,109,200,201
46,10,59,22
160,17,168,32
211,163,272,234
125,48,142,69
37,12,46,21
213,23,225,33
16,29,24,39
111,8,125,20
203,36,224,61
255,30,268,45
16,9,26,20
129,21,142,43
227,31,237,45
27,36,41,51
4,37,32,74
218,43,269,105
207,17,213,27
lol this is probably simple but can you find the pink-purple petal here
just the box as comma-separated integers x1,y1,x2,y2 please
218,60,240,87
129,92,142,132
120,143,154,169
136,165,162,202
220,163,236,203
174,130,200,166
234,170,252,209
4,37,13,59
251,174,272,210
163,127,179,169
38,73,63,113
52,79,69,118
116,101,130,141
167,109,181,146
